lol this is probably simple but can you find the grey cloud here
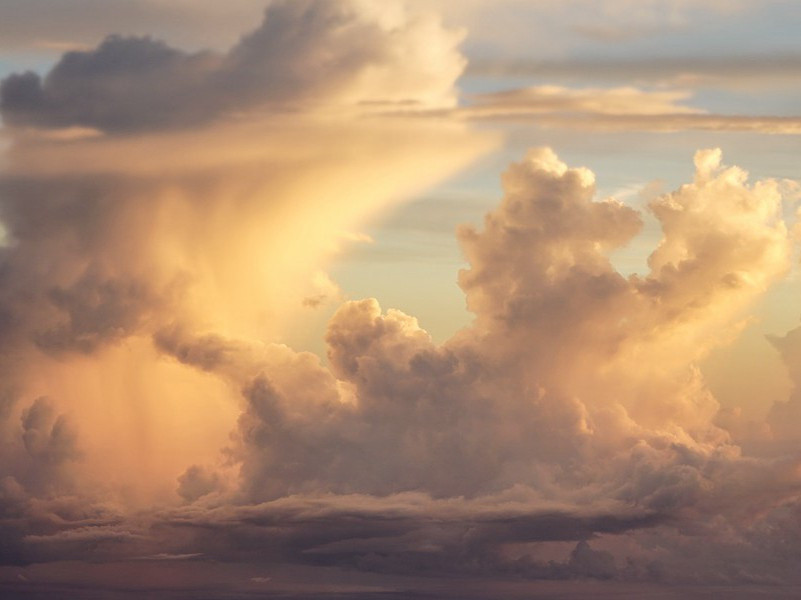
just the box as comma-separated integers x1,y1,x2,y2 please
1,36,223,132
0,472,124,566
567,540,616,579
0,0,464,133
153,327,241,373
177,466,222,503
444,86,801,135
21,398,78,464
0,174,172,356
35,271,157,355
762,326,801,451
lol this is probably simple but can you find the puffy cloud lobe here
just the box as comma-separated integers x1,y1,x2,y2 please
151,491,661,578
459,149,788,344
0,396,107,568
176,465,222,502
20,398,78,464
132,149,800,587
0,173,181,361
0,0,464,132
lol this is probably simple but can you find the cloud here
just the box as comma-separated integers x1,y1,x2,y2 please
1,1,801,594
464,85,701,118
176,466,222,503
0,0,464,133
444,85,801,135
746,326,801,454
20,398,78,465
132,147,801,588
0,0,263,52
0,137,800,593
0,0,491,531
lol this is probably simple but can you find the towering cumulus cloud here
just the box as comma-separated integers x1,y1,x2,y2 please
0,0,490,572
1,1,801,598
145,147,800,590
10,141,799,591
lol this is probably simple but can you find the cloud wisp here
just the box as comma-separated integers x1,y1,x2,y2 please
421,84,801,135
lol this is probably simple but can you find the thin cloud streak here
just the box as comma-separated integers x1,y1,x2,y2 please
396,84,801,135
468,54,801,89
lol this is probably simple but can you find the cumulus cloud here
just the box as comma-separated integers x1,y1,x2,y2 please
2,1,801,596
1,137,801,595
135,147,801,588
468,54,801,91
0,0,490,535
0,0,464,132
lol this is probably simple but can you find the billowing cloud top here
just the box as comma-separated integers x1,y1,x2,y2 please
0,0,464,132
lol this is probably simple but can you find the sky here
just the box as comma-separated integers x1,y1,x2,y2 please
1,1,801,598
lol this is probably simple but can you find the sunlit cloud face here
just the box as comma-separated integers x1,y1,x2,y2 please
0,0,492,506
2,1,801,599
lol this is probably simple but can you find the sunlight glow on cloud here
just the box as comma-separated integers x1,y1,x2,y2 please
1,0,801,598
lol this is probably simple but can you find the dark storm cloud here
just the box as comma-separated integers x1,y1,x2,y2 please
1,36,223,131
0,0,462,133
149,493,663,580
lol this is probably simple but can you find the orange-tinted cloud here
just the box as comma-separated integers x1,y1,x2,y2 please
2,1,801,597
